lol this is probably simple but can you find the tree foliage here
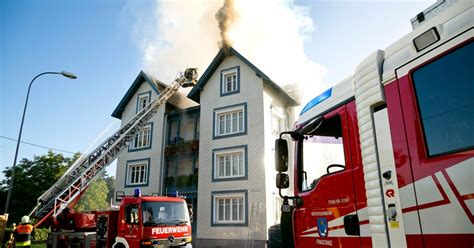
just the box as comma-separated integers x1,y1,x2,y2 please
0,151,115,224
74,172,115,212
0,151,80,224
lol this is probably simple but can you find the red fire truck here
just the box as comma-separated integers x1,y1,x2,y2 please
48,190,192,248
275,1,473,247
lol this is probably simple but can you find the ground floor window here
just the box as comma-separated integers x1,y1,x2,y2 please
212,190,247,225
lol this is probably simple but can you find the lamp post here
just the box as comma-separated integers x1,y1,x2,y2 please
3,71,77,214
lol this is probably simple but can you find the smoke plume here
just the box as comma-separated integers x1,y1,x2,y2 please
131,0,327,107
215,0,237,50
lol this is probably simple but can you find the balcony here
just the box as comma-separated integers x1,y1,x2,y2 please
164,174,198,193
165,139,199,157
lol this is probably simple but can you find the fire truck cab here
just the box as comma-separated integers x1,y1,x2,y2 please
275,1,473,247
112,194,192,248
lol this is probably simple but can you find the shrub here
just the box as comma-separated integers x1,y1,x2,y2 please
33,228,49,242
2,227,49,243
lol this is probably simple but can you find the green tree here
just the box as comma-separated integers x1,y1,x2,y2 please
0,151,80,224
74,172,115,212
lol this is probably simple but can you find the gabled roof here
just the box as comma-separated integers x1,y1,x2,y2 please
188,47,299,106
111,71,165,119
112,71,198,119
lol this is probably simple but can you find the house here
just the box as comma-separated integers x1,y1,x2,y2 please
111,47,298,247
188,47,298,247
112,71,198,199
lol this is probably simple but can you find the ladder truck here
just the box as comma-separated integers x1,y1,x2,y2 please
27,68,198,247
274,1,473,247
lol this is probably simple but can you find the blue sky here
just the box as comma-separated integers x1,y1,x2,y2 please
0,0,431,180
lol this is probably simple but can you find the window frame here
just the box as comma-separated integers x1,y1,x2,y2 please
296,107,350,193
213,103,247,139
220,66,240,96
212,145,248,181
129,122,153,152
211,190,248,226
125,158,150,187
271,106,285,137
408,40,474,157
136,91,151,113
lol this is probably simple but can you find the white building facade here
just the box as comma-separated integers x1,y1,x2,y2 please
188,48,297,247
112,48,298,247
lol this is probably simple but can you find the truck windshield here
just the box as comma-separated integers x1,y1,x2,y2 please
298,115,345,192
142,201,189,226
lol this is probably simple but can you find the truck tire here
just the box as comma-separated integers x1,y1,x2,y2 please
113,243,126,248
268,224,282,248
281,207,294,248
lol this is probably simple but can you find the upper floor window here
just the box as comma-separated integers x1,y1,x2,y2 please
127,159,149,186
271,107,285,137
213,146,247,180
220,66,240,96
214,103,247,139
411,41,473,156
168,120,179,144
219,111,243,135
195,117,200,139
137,91,151,112
130,123,152,150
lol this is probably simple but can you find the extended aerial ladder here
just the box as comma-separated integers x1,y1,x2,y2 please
29,68,198,227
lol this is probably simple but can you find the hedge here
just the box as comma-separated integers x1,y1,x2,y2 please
2,227,49,244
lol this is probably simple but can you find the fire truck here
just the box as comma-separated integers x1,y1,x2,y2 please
48,190,192,248
274,1,473,247
25,67,198,248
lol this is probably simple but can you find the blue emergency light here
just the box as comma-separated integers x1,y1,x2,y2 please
134,188,141,198
300,87,332,115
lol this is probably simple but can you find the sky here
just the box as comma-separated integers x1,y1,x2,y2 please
0,0,432,181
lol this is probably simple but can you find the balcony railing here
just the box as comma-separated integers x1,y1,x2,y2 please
164,174,198,193
165,139,199,157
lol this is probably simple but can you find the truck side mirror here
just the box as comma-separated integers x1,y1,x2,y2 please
115,191,125,202
276,173,289,189
275,139,288,172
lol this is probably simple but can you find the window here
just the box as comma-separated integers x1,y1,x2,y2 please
411,41,474,156
213,146,247,180
125,204,139,224
195,117,200,139
214,104,247,138
130,123,152,150
127,160,149,186
168,120,179,143
297,116,346,192
212,191,247,225
220,66,240,96
273,197,283,224
224,73,237,92
271,107,285,137
137,92,151,112
218,111,243,135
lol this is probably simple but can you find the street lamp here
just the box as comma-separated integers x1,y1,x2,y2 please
3,71,77,214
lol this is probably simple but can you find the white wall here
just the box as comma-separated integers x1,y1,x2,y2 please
262,83,296,231
114,81,167,200
197,55,268,241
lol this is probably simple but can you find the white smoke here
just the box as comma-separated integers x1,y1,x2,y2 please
133,0,327,106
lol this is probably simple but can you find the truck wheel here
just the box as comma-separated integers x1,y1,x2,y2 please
281,207,294,248
113,243,126,248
